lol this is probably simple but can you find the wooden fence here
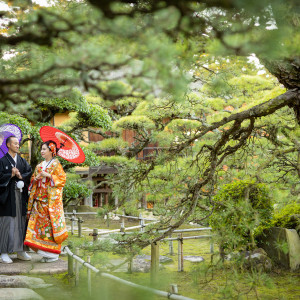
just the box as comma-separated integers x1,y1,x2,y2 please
149,228,213,273
65,210,213,273
64,246,194,300
65,210,156,237
65,217,156,238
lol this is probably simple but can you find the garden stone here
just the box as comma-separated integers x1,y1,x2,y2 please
244,248,272,271
0,275,52,288
132,258,151,273
159,256,173,263
0,253,66,275
257,227,300,271
135,254,173,263
110,256,166,273
225,249,272,271
0,288,43,300
225,252,244,261
183,256,204,263
98,237,118,244
131,256,167,272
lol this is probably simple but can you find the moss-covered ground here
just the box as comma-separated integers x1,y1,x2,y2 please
30,215,300,300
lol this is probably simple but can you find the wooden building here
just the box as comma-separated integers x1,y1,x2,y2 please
50,112,158,208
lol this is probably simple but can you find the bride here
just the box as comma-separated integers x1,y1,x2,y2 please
24,140,68,262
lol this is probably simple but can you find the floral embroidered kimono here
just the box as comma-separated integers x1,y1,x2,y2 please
24,158,68,255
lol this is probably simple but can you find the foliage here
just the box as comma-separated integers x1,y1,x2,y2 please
77,103,112,129
271,202,300,229
97,156,134,166
210,180,273,252
63,173,92,206
0,112,33,136
0,0,299,262
213,180,273,216
93,138,128,152
112,116,156,132
256,202,300,235
97,206,113,218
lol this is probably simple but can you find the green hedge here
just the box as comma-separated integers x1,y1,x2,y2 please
210,180,273,252
256,202,300,236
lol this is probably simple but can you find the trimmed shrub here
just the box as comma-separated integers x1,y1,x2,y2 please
210,180,273,254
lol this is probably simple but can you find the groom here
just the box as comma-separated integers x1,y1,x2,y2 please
0,136,32,263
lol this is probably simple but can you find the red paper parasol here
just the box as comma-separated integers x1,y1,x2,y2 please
40,126,85,163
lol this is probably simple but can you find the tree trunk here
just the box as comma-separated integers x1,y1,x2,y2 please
30,136,40,170
263,57,300,124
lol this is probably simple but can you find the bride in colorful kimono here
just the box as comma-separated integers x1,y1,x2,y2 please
24,140,68,262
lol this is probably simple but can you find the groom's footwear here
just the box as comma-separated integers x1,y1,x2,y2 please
40,257,58,263
17,251,32,261
1,253,13,264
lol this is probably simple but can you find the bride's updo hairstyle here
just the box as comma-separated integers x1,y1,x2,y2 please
42,140,58,157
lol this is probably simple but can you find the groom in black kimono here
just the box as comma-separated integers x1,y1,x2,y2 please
0,136,32,263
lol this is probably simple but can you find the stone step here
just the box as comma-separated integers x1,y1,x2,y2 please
0,275,52,288
0,253,67,275
0,288,43,300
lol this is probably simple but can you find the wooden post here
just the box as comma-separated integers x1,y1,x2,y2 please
139,213,144,233
210,237,214,254
170,284,178,294
120,222,125,233
114,196,119,209
169,233,174,255
150,242,159,285
106,213,110,228
71,215,75,235
104,192,108,206
122,210,125,227
128,255,133,274
178,234,184,272
73,210,76,231
78,217,83,238
120,210,126,233
75,248,80,286
87,256,91,296
93,228,98,242
142,195,147,209
68,244,74,277
99,193,103,207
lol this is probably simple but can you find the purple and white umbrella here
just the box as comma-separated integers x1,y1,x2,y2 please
0,123,23,159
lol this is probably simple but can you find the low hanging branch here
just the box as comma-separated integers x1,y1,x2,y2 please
171,89,300,154
110,88,299,250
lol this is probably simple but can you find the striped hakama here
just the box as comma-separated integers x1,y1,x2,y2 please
0,188,26,253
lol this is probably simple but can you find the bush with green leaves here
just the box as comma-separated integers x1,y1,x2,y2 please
255,202,300,234
112,115,155,132
210,180,273,254
63,174,92,207
271,202,300,230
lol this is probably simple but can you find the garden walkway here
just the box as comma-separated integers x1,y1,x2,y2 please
0,252,67,275
0,252,68,300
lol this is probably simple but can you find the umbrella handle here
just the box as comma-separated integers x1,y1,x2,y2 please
59,137,68,150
